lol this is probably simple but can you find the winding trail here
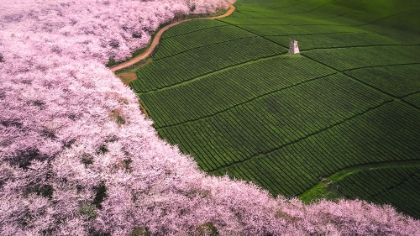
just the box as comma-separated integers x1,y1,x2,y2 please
110,5,236,72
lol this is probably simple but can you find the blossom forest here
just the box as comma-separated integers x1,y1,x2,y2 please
0,0,419,235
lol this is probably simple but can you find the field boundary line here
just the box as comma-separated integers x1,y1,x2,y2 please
342,62,420,73
236,26,420,103
342,73,420,109
299,160,420,202
139,53,285,94
208,100,394,173
220,20,298,51
223,21,274,38
321,9,354,20
162,24,230,39
264,32,363,37
230,23,351,26
295,1,333,14
302,54,399,98
364,170,418,200
154,36,258,61
109,5,236,72
400,98,420,111
403,101,420,110
352,9,420,27
155,72,337,129
401,90,420,99
268,0,309,10
223,20,420,116
304,53,420,111
291,39,420,112
301,43,420,52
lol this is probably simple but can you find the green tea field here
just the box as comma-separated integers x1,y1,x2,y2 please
129,0,420,218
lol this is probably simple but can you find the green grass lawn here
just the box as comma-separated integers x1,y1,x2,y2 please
131,0,420,218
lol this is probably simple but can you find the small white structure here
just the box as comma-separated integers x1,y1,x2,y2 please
289,40,300,55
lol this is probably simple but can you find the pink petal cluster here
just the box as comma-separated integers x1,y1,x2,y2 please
0,0,419,235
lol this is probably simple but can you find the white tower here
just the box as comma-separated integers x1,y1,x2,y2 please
289,40,300,55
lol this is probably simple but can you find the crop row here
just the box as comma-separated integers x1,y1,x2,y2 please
237,101,420,196
220,2,346,28
157,74,390,172
265,32,398,51
141,55,335,128
337,167,420,199
403,93,420,108
336,167,420,219
154,25,256,59
131,37,286,93
345,64,420,98
222,0,420,33
129,0,420,208
162,19,227,39
212,148,332,196
158,120,249,171
289,4,355,20
237,23,364,37
304,45,420,71
219,4,284,25
162,100,420,197
220,3,356,26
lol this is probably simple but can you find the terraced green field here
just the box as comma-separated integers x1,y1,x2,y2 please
335,167,420,218
129,0,420,218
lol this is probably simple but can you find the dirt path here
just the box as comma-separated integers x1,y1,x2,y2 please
110,5,236,72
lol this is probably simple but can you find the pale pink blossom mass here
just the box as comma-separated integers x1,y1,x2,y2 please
0,0,419,235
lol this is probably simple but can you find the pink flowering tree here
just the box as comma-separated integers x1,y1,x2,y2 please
0,0,419,235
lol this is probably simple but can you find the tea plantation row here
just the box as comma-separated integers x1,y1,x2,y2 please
129,0,420,218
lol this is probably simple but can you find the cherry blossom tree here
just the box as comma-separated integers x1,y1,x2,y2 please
1,0,419,235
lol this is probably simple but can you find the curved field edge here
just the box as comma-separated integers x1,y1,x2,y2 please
109,5,236,73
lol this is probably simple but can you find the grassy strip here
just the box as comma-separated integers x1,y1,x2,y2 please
299,160,420,203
